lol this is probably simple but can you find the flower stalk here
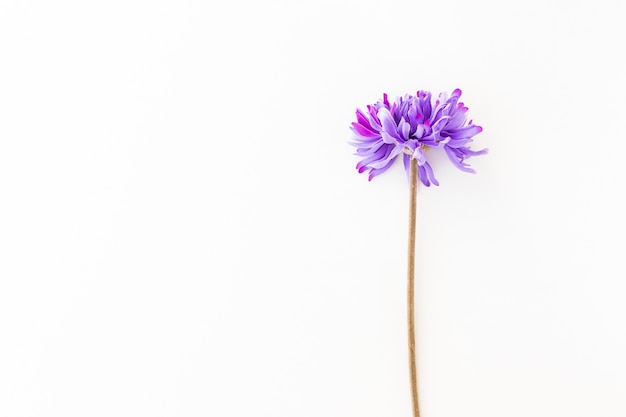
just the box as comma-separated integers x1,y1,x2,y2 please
407,156,420,417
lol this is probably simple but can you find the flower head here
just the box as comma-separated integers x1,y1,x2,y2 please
350,89,487,186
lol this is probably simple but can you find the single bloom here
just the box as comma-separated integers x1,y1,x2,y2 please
350,89,487,186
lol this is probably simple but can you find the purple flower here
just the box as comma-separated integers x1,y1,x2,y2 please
350,89,487,186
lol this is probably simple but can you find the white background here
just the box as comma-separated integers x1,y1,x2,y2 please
1,1,625,416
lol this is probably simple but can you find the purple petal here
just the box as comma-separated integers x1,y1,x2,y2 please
415,123,426,139
399,117,411,140
367,105,381,127
356,109,372,129
444,146,476,173
351,122,379,138
381,131,398,145
367,158,395,181
403,154,410,181
446,124,483,139
352,142,382,154
458,147,489,157
356,145,389,170
446,137,474,148
447,108,468,129
349,134,379,148
423,161,439,186
378,107,401,140
431,115,451,132
368,144,403,169
404,139,417,154
418,165,430,186
412,147,426,166
407,105,418,131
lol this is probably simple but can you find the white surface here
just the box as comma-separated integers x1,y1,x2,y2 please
1,1,625,416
